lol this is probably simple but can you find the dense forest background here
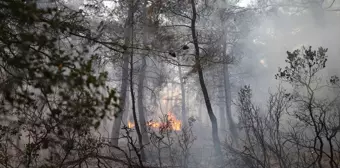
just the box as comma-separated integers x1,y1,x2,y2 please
1,0,340,167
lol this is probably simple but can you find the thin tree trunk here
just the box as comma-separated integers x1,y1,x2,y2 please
222,42,238,143
218,0,238,142
129,12,146,162
137,0,150,146
137,56,150,145
190,0,222,160
177,57,188,128
111,55,129,146
110,0,134,147
130,47,146,163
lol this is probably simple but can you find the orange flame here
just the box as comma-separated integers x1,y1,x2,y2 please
127,121,135,129
127,112,181,131
167,112,181,131
147,121,161,128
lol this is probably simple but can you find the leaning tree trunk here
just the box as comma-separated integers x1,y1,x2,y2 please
190,0,222,160
110,0,134,147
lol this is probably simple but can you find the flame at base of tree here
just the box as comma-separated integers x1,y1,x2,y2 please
127,112,181,131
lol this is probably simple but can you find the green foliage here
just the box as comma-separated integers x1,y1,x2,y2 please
0,0,118,167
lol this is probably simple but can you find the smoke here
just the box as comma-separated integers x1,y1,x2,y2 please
238,1,340,104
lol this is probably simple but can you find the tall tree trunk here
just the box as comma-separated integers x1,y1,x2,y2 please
222,42,238,143
128,9,146,162
111,55,129,146
218,0,238,145
177,57,188,128
110,0,134,147
137,0,150,146
190,0,222,160
137,56,150,145
130,45,146,162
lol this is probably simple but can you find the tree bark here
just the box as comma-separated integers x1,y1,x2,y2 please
127,7,146,161
190,0,222,160
130,44,147,162
137,56,150,145
110,0,134,147
137,0,150,146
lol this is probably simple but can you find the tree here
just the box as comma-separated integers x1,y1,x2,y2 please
137,0,151,147
189,0,223,160
0,0,118,167
110,0,135,147
276,46,339,168
226,46,340,168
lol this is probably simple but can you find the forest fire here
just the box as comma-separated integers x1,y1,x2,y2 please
127,121,135,128
127,112,181,131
